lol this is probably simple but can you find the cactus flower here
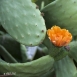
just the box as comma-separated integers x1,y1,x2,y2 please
47,26,72,47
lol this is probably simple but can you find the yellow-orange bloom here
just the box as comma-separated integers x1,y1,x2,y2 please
47,25,72,47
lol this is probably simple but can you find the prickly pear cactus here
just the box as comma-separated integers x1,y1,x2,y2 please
54,56,77,77
69,41,77,62
42,0,77,36
0,55,54,77
0,0,77,77
0,0,46,46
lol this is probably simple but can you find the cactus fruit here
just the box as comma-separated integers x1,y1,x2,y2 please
43,35,68,60
54,49,68,61
42,0,77,36
0,0,46,46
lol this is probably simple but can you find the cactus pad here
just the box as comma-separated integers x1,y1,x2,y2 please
54,56,77,77
42,0,77,36
0,55,54,77
0,0,46,46
69,41,77,62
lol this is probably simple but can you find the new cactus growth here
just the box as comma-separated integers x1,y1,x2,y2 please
0,0,77,77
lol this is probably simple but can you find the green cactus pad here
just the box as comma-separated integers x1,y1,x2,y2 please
0,55,54,77
74,73,77,77
54,56,77,77
42,0,77,36
0,0,46,46
69,41,77,62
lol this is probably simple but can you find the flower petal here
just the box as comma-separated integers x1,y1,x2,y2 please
47,26,72,47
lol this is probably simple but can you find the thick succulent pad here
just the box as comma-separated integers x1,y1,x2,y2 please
54,56,77,77
69,41,77,62
0,55,54,77
0,0,46,46
42,0,77,36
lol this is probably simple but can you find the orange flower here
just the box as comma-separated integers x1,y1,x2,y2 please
47,25,72,47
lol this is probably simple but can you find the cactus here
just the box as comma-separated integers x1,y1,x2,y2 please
69,41,77,62
42,0,77,36
35,0,54,9
0,0,77,77
54,56,77,77
0,0,46,46
0,55,54,77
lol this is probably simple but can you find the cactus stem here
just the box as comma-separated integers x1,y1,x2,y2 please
43,35,61,57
